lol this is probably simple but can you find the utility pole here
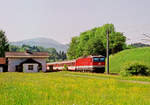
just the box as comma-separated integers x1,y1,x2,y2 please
106,29,109,74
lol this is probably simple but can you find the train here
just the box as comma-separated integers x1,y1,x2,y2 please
46,55,105,73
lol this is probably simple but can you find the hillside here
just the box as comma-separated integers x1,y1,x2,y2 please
10,37,68,52
109,47,150,73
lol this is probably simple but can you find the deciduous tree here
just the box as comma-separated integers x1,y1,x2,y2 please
67,24,126,59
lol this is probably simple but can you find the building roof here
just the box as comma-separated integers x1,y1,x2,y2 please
0,58,6,64
5,52,49,58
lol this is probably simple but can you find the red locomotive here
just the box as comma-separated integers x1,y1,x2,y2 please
47,55,105,73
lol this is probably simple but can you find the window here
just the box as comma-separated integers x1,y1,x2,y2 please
28,65,34,70
99,58,105,62
93,57,105,62
93,58,99,62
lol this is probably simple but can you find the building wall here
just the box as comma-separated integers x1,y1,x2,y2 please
34,58,47,72
0,67,3,72
23,63,38,72
8,58,26,72
8,58,47,72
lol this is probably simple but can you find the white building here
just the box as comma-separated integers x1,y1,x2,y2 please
5,51,49,72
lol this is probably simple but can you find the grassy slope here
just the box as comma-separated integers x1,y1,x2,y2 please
0,72,150,105
109,47,150,73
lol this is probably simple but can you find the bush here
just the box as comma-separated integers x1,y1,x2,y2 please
63,64,68,71
120,61,150,76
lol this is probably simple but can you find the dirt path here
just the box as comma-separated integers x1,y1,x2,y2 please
64,74,150,85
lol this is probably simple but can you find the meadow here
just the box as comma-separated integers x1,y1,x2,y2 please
109,47,150,73
0,71,150,105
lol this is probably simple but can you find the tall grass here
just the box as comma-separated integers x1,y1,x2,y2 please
0,72,150,105
109,47,150,73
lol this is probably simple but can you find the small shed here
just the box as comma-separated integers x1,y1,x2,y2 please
0,58,6,72
5,51,49,72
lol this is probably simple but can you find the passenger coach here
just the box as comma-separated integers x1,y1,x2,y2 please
47,55,105,73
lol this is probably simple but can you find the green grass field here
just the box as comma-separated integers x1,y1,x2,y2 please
109,47,150,73
0,71,150,105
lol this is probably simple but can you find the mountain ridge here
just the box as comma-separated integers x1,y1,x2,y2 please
10,37,68,52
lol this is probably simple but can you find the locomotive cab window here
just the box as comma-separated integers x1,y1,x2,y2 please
99,58,105,62
93,57,105,62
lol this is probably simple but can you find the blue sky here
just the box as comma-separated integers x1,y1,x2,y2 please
0,0,150,44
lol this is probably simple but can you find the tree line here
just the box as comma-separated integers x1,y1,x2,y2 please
9,44,67,62
67,24,126,59
1,24,150,62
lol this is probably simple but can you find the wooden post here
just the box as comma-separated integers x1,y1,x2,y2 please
106,29,109,74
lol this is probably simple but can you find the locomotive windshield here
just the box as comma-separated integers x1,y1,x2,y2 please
93,57,105,62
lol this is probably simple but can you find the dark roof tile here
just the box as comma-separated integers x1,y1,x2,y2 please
5,52,49,58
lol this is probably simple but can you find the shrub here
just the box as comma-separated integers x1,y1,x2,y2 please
120,61,150,76
63,64,68,71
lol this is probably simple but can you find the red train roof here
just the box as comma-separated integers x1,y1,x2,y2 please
78,55,104,59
